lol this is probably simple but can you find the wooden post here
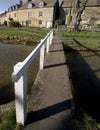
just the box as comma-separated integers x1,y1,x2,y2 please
14,62,27,125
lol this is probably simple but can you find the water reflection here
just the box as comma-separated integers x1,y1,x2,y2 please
0,42,39,105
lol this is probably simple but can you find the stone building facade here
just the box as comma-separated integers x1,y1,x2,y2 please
0,0,100,28
0,0,59,28
59,0,100,27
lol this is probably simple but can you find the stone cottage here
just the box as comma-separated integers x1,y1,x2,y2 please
0,0,100,28
0,0,59,28
59,0,100,27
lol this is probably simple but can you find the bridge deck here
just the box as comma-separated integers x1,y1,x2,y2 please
24,35,73,130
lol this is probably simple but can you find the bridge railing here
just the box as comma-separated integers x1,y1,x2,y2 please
12,29,54,125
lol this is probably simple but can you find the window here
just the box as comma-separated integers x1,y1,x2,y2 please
65,10,69,15
39,20,42,25
27,20,32,27
28,12,32,17
14,13,16,17
9,14,11,18
39,11,43,17
28,20,32,25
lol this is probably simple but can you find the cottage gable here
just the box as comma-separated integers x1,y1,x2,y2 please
39,1,45,7
28,2,35,8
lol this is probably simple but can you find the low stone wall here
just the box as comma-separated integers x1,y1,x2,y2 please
0,101,15,113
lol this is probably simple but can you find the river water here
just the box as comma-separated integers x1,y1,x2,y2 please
0,42,39,105
65,47,100,120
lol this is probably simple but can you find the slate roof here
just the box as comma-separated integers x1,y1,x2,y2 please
19,0,57,9
86,0,100,6
61,0,100,8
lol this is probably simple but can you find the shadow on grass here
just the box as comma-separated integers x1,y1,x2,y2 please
72,38,100,57
64,45,100,121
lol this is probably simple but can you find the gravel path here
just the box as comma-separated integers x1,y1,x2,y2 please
24,35,73,130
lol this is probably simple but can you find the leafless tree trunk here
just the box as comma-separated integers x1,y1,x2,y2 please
70,0,88,31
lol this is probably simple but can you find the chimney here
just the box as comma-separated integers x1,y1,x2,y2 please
27,0,32,2
20,0,23,6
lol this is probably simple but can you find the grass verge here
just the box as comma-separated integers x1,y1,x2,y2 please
61,30,100,129
71,104,100,130
57,30,100,49
0,110,23,130
57,30,100,38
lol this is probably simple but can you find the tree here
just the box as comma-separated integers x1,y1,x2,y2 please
70,0,88,31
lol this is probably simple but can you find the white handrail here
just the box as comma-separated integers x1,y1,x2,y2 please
12,29,54,125
12,29,53,82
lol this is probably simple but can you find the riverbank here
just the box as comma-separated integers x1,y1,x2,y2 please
0,27,50,105
0,27,49,45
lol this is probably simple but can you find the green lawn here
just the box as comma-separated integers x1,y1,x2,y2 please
57,30,100,38
0,110,23,130
0,27,50,43
56,30,100,49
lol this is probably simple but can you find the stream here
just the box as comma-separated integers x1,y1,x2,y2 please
0,42,39,105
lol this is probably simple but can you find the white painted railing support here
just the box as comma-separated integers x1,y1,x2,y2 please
50,34,52,45
14,62,27,125
40,39,45,69
50,30,53,45
12,29,54,125
46,37,50,53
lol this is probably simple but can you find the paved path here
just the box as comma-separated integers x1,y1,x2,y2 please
24,36,73,130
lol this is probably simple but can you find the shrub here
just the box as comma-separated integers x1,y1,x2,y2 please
3,20,7,26
9,21,21,27
96,24,100,28
0,110,16,130
54,19,60,28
